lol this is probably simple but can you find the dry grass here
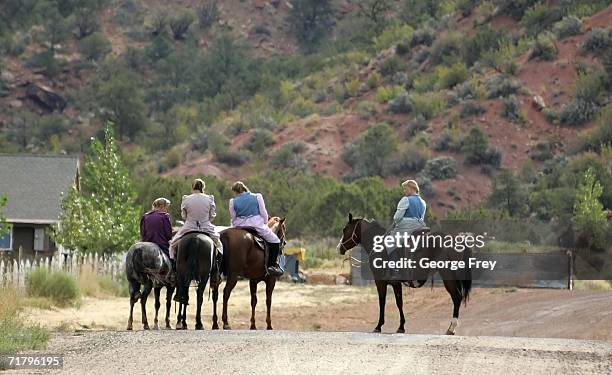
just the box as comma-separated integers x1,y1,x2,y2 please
574,280,612,291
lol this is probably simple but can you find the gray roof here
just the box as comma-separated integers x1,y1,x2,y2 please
0,155,79,224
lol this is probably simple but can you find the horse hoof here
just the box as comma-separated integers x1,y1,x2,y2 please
223,325,231,330
143,324,150,330
250,326,256,330
266,326,273,331
126,326,132,331
212,324,219,330
373,328,382,333
195,324,203,330
396,328,405,334
446,330,455,335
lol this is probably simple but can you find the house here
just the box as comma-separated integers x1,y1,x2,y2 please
0,155,79,258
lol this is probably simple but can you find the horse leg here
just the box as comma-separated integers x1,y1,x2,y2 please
140,279,153,330
249,280,258,330
195,280,207,330
222,276,238,330
265,277,276,330
127,281,139,331
443,279,462,335
176,284,188,330
374,281,387,333
212,281,220,330
153,287,161,330
392,283,406,333
165,286,174,329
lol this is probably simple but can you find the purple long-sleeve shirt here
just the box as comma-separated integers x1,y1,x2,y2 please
140,210,173,254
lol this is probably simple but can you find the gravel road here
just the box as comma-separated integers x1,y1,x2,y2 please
14,330,612,375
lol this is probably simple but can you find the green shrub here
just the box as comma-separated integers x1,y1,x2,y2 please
460,99,486,118
380,55,405,76
552,16,582,39
373,23,413,50
410,91,446,119
429,32,465,66
573,71,604,103
386,145,429,174
405,115,428,137
289,96,317,118
375,85,403,103
462,127,502,167
521,3,563,35
169,12,195,40
343,123,397,180
246,129,275,153
356,100,378,119
387,91,412,114
367,72,382,88
26,269,79,307
435,127,463,152
216,149,250,166
271,141,308,169
437,62,469,89
573,105,612,153
557,99,599,126
485,75,522,98
580,27,612,57
501,95,527,124
529,32,558,61
410,27,435,47
420,156,457,180
530,141,554,161
78,32,112,61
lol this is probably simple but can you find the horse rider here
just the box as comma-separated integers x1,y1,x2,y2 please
387,179,427,277
140,197,173,262
229,181,283,277
169,178,222,267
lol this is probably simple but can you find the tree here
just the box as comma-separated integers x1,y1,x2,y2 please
97,71,148,140
169,12,195,40
487,170,527,217
53,125,139,254
0,195,9,238
198,0,219,31
78,32,112,61
289,0,335,52
356,0,392,33
343,123,397,180
573,168,608,250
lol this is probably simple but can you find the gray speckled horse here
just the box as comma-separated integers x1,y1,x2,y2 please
125,242,175,330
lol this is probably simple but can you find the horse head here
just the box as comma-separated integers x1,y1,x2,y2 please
337,212,362,255
268,216,287,249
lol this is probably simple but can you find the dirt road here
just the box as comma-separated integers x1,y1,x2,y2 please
13,330,612,374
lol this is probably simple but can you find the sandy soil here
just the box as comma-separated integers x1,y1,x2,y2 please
10,330,612,375
24,282,612,340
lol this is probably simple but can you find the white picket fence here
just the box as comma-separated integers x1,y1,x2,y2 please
0,253,126,288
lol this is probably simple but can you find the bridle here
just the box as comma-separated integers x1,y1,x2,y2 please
338,220,361,253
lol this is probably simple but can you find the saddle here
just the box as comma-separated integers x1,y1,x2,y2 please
242,228,268,251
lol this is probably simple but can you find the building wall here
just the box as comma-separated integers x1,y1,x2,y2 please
11,223,55,256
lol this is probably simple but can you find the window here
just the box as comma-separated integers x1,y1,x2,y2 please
0,228,12,251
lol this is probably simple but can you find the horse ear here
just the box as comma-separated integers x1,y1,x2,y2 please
280,217,286,223
348,212,353,222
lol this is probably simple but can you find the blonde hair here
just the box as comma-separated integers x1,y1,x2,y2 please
401,179,420,194
152,197,170,209
192,178,205,192
231,181,250,194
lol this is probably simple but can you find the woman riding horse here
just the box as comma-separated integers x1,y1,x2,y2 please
169,178,222,303
229,181,283,276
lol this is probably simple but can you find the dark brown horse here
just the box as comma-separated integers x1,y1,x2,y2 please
337,213,471,335
212,217,286,330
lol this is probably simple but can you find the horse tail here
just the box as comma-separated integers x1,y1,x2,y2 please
458,247,472,305
126,244,145,281
186,237,199,284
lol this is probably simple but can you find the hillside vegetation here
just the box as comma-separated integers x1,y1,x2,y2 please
1,0,611,240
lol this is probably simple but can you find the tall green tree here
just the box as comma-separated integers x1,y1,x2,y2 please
487,169,527,217
573,168,608,250
289,0,335,52
53,125,139,254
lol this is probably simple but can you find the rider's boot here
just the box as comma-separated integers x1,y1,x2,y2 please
266,242,283,277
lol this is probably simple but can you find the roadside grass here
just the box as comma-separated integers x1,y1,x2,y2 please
574,280,612,291
300,238,344,270
26,269,80,307
77,268,129,298
0,288,49,363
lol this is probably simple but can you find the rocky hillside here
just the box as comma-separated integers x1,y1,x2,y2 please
1,0,611,217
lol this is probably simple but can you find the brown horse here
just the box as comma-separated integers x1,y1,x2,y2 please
211,217,286,330
337,213,471,335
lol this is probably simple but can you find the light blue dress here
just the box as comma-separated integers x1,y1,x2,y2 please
387,194,427,254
